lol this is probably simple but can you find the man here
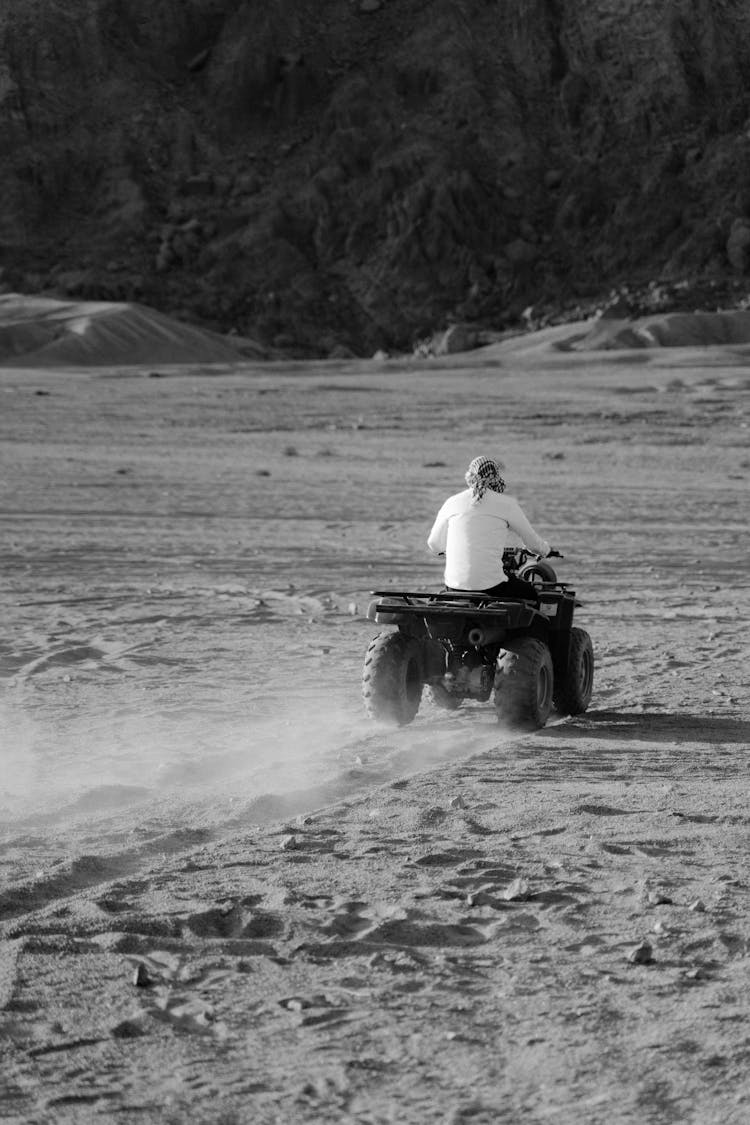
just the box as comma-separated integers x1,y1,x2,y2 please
427,456,556,601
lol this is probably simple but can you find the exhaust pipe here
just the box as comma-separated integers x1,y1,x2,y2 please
468,623,508,647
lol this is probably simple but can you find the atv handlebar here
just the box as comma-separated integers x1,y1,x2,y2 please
503,547,563,565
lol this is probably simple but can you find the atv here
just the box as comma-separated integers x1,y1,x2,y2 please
362,549,593,729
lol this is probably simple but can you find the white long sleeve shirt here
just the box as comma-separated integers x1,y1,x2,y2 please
427,489,551,590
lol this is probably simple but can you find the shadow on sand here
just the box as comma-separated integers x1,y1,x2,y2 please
496,708,750,783
552,709,750,745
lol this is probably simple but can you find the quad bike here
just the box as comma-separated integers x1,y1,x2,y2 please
362,549,593,730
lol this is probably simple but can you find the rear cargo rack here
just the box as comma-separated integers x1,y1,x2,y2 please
371,590,515,604
369,591,531,617
371,587,571,602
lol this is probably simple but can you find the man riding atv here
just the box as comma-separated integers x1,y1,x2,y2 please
362,454,593,728
427,456,559,602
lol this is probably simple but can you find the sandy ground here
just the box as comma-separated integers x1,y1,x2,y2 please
1,325,750,1124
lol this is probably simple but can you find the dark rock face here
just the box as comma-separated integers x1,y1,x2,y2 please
3,0,750,356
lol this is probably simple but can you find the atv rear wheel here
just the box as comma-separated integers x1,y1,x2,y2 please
495,638,554,729
362,632,424,726
554,627,594,715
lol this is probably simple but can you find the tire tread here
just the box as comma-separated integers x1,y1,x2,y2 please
554,627,594,715
495,637,553,729
362,631,423,725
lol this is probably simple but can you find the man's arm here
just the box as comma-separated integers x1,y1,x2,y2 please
427,504,449,556
505,497,551,557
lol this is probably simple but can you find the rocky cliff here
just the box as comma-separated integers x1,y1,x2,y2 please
3,0,750,356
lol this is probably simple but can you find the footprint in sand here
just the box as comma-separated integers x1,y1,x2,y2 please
408,847,485,869
14,643,108,679
124,951,231,1038
185,900,286,941
278,993,358,1030
574,803,635,816
294,893,494,958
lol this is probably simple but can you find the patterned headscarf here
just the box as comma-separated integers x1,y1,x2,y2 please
465,456,506,504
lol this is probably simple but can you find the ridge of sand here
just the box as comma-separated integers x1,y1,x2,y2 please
0,293,266,367
569,307,750,351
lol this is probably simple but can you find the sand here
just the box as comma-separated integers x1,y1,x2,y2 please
1,318,749,1123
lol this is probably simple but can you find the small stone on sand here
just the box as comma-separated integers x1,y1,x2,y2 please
628,941,654,965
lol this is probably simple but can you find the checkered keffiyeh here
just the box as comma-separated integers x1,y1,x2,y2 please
465,456,506,503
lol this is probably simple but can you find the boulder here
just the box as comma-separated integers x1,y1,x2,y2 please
726,219,750,272
505,238,538,266
434,324,478,356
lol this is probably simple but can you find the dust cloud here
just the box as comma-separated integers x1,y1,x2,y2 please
0,688,516,835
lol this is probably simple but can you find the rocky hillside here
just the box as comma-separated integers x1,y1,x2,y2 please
3,0,750,356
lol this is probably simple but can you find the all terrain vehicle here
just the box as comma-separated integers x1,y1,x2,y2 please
362,549,593,729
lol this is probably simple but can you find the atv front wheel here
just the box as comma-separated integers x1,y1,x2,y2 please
518,559,558,586
362,632,424,726
554,627,594,715
495,638,554,729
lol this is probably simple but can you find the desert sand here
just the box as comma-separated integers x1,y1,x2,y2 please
1,313,750,1124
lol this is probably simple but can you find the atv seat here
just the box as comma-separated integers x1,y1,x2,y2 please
444,587,540,611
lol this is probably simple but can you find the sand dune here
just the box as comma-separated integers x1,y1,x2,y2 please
571,307,750,350
5,292,750,371
0,293,266,367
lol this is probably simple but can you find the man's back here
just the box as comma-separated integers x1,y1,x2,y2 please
428,488,549,589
